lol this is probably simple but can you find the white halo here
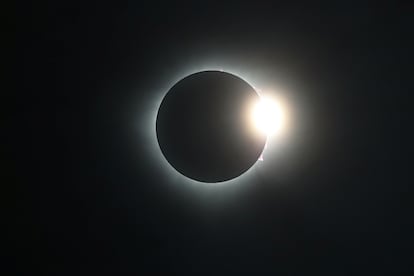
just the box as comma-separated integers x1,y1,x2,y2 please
133,64,294,192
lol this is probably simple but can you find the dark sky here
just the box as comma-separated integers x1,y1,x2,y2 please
13,1,413,274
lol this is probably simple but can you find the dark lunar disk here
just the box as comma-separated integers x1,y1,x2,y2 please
156,71,266,182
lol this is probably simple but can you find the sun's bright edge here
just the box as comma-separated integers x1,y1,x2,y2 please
250,95,286,138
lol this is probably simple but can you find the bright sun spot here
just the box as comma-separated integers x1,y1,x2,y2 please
251,96,286,138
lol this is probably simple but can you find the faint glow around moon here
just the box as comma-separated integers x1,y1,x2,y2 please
138,64,294,187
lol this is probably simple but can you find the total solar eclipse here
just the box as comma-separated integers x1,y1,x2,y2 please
156,71,267,183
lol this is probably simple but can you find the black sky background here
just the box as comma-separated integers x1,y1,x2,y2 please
12,1,414,274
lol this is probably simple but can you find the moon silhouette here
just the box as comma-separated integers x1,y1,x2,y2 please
156,71,266,183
